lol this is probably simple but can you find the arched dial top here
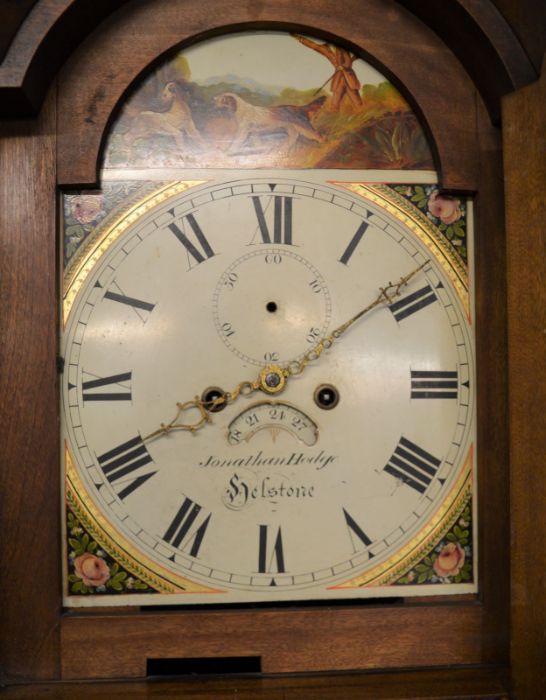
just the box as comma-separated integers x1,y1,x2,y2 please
61,175,476,604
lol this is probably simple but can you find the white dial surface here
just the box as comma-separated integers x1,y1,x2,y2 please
62,176,475,602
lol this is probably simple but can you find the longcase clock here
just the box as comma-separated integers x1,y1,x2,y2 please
1,1,544,697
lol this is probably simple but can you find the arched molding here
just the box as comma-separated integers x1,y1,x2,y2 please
55,0,482,189
0,0,536,124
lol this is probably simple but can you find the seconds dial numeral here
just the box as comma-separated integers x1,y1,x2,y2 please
96,435,156,500
383,437,441,494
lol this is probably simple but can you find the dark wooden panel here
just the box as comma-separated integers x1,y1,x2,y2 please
0,0,131,117
0,88,61,681
473,98,510,664
0,667,510,700
0,0,537,125
398,0,537,124
492,0,546,75
503,63,546,700
55,0,479,190
0,0,38,63
60,604,482,679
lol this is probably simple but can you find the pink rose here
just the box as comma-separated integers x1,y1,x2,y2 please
71,195,104,224
74,553,110,587
433,542,465,578
427,191,462,225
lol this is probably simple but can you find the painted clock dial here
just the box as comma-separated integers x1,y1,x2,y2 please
61,175,476,604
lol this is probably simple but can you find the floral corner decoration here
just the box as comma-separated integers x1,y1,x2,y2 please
391,185,468,264
66,509,155,595
63,182,152,265
394,500,473,586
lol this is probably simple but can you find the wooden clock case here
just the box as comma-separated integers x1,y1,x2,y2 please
0,1,544,697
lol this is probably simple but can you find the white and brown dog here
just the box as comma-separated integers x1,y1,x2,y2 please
214,92,326,153
124,81,203,154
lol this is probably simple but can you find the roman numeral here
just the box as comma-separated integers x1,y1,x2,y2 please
258,525,286,573
389,284,437,322
100,281,155,322
384,437,441,493
103,290,155,312
97,435,156,500
343,508,372,550
82,371,132,401
163,497,211,557
338,220,369,265
251,195,293,245
411,370,458,399
167,211,215,266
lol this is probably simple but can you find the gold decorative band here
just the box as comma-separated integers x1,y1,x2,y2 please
331,445,474,589
65,444,223,595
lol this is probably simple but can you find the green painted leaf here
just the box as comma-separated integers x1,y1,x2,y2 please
417,571,429,584
415,563,431,573
87,541,98,552
112,572,128,583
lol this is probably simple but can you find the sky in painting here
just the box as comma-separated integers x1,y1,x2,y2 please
184,31,388,91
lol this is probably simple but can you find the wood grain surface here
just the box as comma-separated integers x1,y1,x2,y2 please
60,603,482,679
0,667,510,700
0,87,61,681
504,59,546,700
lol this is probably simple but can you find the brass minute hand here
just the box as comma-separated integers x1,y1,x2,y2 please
143,260,430,442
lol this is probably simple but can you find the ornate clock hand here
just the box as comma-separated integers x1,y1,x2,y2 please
143,260,429,442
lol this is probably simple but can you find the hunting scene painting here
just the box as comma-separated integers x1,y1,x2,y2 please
104,32,434,172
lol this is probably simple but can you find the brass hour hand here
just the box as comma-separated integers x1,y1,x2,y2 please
143,260,429,442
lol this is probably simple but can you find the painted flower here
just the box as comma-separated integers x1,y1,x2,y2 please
71,195,104,224
74,553,111,587
427,191,462,225
433,542,465,578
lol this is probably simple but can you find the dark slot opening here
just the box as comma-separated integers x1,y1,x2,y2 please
147,656,262,678
143,596,403,614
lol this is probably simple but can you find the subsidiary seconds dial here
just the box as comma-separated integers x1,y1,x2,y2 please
213,248,331,366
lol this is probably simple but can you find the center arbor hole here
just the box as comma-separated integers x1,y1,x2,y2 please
266,301,278,313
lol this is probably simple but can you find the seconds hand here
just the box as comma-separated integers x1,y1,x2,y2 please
143,260,430,442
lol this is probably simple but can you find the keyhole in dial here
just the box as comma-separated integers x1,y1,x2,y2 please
266,301,278,313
